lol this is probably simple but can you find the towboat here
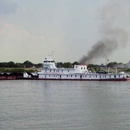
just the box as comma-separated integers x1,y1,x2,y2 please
23,57,130,81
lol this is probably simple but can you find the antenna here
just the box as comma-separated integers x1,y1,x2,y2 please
52,51,54,57
106,57,109,65
106,57,109,73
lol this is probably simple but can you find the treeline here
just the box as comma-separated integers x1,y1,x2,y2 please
0,60,124,68
0,61,42,68
56,61,79,68
0,61,80,68
1,60,129,73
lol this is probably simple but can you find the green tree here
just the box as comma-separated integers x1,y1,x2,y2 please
72,61,79,67
15,63,24,68
23,60,33,68
63,62,72,68
8,61,16,67
0,62,9,67
34,63,43,68
56,62,64,68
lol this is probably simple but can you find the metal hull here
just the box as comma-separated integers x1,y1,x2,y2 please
19,77,130,81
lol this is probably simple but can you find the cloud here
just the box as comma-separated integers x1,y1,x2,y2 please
0,23,65,62
0,23,44,40
0,0,18,15
0,23,46,61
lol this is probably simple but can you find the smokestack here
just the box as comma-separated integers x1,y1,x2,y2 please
79,0,129,64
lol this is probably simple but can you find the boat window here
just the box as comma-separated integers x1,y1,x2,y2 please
110,75,111,78
50,70,51,72
68,70,69,72
84,67,85,69
67,75,68,77
71,75,72,77
119,75,120,77
75,75,77,77
114,75,116,78
81,67,82,69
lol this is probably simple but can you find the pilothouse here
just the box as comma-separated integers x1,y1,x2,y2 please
43,58,57,69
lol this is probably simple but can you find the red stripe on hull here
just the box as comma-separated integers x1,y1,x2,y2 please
17,78,130,81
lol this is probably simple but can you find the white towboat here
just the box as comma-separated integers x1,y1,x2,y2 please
23,57,130,81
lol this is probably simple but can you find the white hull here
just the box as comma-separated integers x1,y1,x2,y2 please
23,57,130,81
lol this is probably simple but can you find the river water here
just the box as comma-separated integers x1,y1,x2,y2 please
0,80,130,130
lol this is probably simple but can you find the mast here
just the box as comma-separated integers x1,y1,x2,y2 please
52,51,54,57
106,57,109,73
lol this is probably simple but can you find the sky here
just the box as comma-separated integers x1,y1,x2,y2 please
0,0,130,64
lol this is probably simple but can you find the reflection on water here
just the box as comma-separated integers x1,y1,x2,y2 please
0,80,130,130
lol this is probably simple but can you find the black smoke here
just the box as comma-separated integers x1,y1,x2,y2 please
79,1,129,64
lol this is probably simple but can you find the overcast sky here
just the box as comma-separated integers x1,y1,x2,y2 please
0,0,130,64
